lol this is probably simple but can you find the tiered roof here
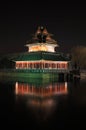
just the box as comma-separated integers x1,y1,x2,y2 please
14,51,70,61
13,26,70,62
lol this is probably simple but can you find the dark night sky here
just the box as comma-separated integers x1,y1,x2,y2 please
0,2,86,54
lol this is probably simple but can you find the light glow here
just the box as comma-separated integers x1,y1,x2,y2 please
29,44,55,52
29,45,48,52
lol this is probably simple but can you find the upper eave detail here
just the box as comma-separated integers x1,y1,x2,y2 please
26,26,59,46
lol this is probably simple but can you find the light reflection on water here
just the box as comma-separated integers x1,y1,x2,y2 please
15,82,68,96
15,81,68,121
0,77,86,129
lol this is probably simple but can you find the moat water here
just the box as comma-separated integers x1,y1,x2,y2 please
0,77,86,129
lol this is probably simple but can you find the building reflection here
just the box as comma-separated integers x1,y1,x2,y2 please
15,81,68,121
15,82,68,96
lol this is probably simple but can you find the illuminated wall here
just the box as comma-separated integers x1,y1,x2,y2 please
15,61,68,69
28,45,55,52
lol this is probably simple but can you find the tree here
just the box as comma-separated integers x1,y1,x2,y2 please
0,57,15,69
71,45,86,69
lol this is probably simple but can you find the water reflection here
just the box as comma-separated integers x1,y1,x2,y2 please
1,77,86,128
15,82,68,96
15,81,68,121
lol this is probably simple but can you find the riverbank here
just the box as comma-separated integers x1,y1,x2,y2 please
0,71,60,83
0,70,73,84
0,69,83,82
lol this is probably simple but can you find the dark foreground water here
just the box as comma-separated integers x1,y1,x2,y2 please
0,77,86,129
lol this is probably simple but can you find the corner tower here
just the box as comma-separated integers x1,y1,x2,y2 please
15,26,70,73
